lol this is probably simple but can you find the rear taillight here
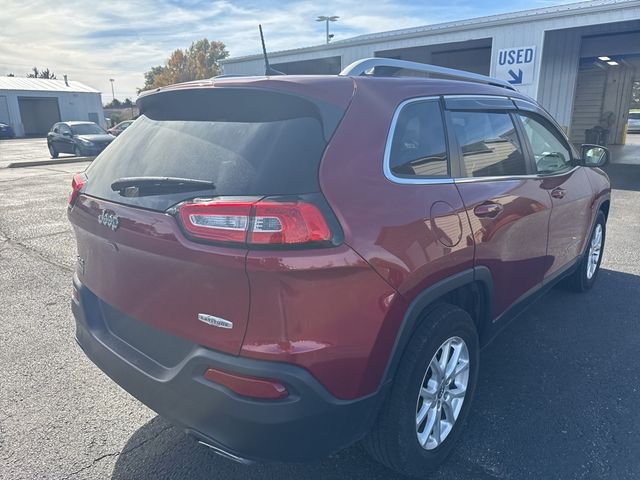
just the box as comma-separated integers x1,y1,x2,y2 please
177,198,332,247
178,200,254,243
68,173,86,206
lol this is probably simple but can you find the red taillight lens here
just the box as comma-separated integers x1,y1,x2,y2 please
203,368,288,399
68,173,86,206
177,198,332,246
249,201,330,244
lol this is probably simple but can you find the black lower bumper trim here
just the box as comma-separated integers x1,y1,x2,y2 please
71,275,387,462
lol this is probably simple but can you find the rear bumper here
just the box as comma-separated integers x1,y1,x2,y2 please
72,275,386,462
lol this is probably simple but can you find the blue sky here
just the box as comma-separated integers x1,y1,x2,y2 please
0,0,581,102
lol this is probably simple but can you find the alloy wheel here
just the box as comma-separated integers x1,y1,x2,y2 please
415,336,469,450
586,223,603,280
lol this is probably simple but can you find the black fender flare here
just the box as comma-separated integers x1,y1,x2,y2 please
580,197,611,257
381,266,494,385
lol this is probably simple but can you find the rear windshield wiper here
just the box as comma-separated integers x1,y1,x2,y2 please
110,177,216,197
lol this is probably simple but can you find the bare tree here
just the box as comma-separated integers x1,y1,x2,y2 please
26,67,56,79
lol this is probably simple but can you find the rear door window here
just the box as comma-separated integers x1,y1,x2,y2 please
388,99,448,178
84,88,345,212
449,111,527,178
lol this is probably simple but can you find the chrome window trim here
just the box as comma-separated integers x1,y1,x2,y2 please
383,96,454,185
453,165,580,183
383,95,580,186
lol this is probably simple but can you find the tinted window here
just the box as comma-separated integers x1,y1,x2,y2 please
450,111,527,178
84,88,344,211
518,114,572,174
71,123,105,135
389,100,448,178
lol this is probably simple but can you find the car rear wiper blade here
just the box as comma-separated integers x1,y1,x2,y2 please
110,177,216,196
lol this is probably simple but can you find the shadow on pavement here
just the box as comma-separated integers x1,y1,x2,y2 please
111,269,640,480
604,163,640,192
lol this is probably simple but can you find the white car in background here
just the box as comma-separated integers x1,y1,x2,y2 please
628,112,640,133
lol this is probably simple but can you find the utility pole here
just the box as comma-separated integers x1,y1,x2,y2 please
316,16,339,44
109,78,115,102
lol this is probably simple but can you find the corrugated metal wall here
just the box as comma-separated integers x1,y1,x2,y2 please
0,90,105,137
569,67,607,143
537,29,582,131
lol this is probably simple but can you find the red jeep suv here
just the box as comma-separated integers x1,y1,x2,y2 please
68,58,611,477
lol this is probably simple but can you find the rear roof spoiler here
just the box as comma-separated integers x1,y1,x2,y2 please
340,57,516,91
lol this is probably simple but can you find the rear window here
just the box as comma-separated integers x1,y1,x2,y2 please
71,123,105,135
84,88,345,211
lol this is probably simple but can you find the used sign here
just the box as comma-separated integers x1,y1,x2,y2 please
496,46,536,86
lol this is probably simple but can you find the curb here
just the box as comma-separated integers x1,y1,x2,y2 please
6,156,95,168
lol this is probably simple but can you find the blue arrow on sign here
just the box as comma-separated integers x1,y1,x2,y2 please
508,69,523,85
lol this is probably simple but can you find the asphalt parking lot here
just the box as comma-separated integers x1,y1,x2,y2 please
0,138,94,169
0,138,52,168
0,147,639,479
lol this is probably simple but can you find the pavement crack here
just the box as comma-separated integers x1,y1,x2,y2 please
23,229,70,241
5,240,73,272
0,224,73,273
60,425,173,479
61,452,120,479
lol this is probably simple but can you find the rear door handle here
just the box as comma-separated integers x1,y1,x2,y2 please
551,187,566,199
474,202,503,218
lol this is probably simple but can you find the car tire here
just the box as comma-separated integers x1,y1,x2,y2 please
362,304,479,478
565,210,606,293
48,143,58,159
74,145,82,157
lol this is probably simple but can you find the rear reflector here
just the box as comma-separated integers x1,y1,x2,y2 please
68,173,86,206
203,368,288,399
177,198,331,246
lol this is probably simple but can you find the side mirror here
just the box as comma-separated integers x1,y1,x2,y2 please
62,131,72,137
580,144,609,168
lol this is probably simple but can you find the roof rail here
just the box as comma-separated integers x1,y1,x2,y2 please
339,57,516,91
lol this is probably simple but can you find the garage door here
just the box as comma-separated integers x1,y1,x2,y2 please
18,97,61,136
0,96,10,125
569,67,606,144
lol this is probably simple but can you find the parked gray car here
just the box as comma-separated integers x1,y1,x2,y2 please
47,121,114,158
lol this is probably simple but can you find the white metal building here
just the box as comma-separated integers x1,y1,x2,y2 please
222,0,640,145
0,77,105,137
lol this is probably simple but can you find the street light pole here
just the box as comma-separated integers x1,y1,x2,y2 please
109,78,115,102
316,15,339,44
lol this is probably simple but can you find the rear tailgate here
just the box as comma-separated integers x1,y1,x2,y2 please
68,80,352,356
70,194,250,355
